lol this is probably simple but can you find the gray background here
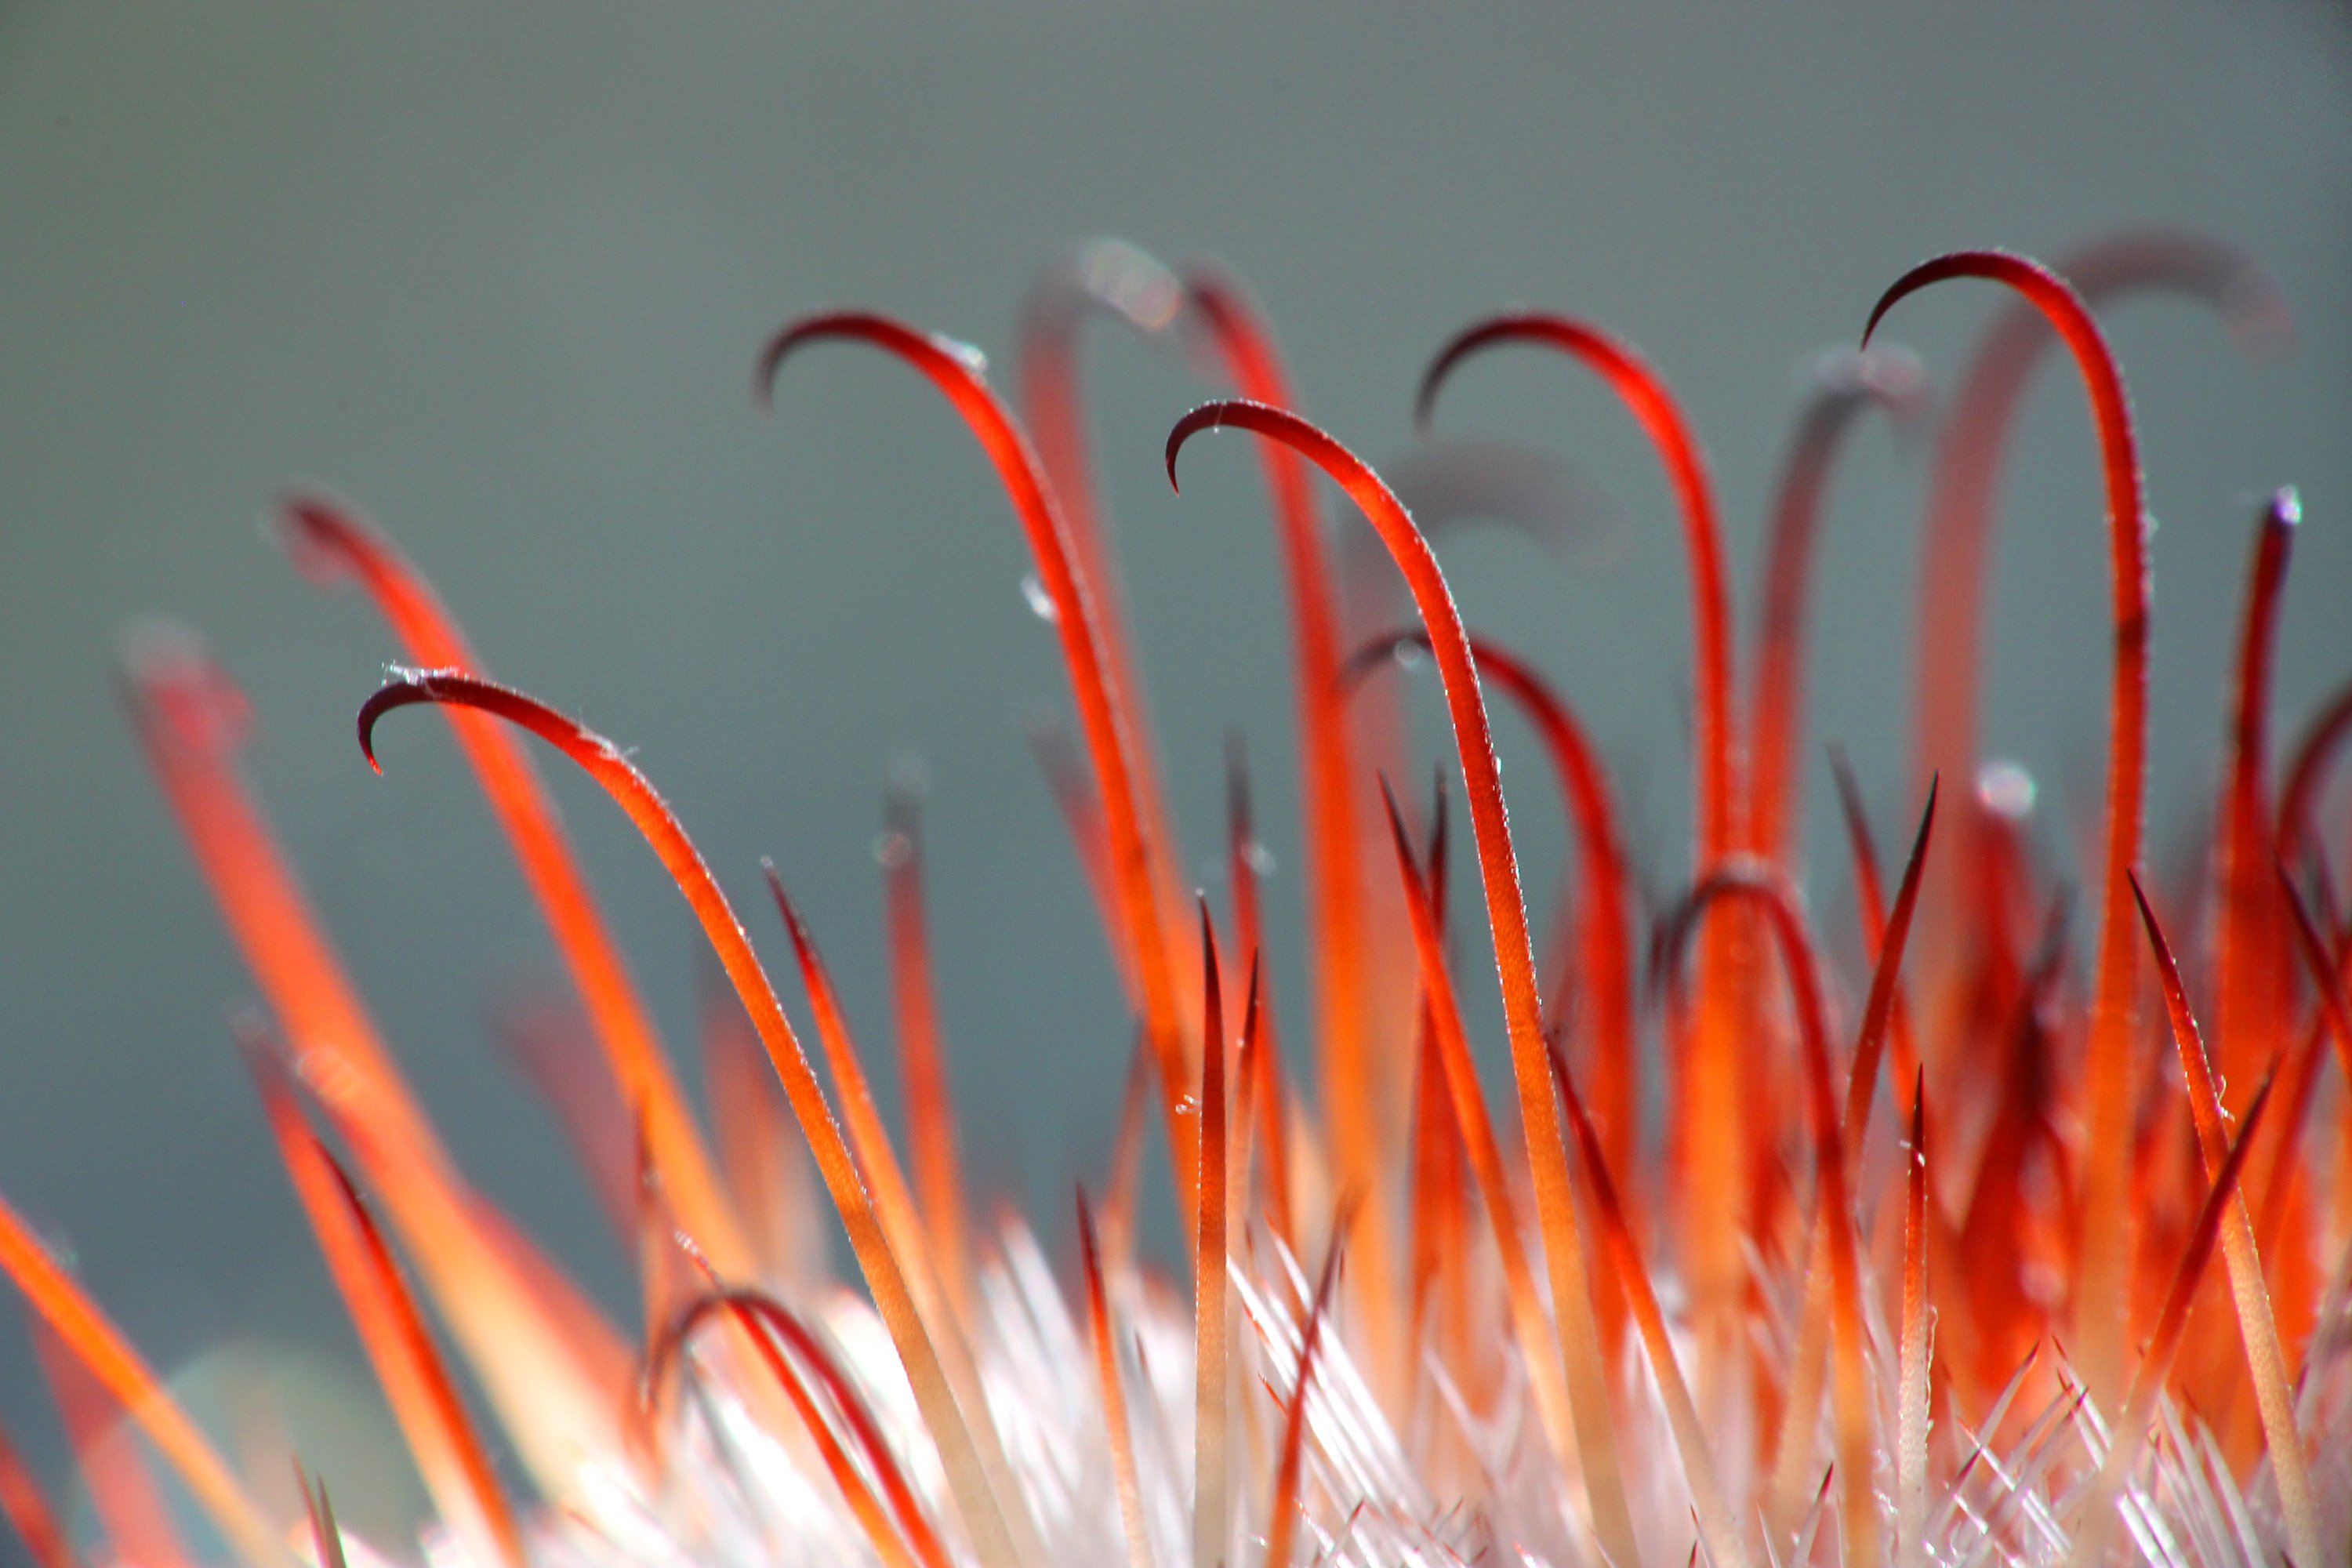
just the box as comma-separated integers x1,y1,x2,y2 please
0,2,2347,1544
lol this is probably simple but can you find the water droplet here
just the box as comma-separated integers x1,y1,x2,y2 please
1082,242,1184,332
873,830,913,869
39,1230,78,1270
935,334,988,375
1391,642,1425,670
1174,1095,1200,1118
1799,345,1869,393
296,1045,366,1109
1020,572,1059,623
1976,759,2036,821
886,751,929,802
1243,841,1277,877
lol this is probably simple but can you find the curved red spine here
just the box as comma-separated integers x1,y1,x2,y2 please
1183,265,1388,1382
361,670,1032,1568
1866,249,2150,1413
1166,402,1560,1262
1417,311,1748,1339
1418,315,1736,862
1908,230,2288,818
760,313,1194,1200
280,498,750,1279
1170,404,1641,1568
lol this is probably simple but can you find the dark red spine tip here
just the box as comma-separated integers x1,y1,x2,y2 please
1164,399,1260,492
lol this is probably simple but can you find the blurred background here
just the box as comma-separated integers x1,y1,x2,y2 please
0,1,2346,1545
